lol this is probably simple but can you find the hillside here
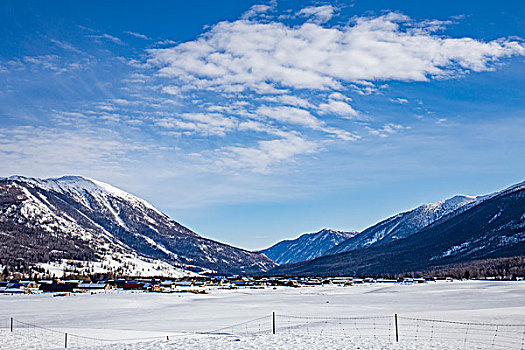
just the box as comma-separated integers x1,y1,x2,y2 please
270,181,525,276
325,195,484,255
0,176,275,277
258,229,357,264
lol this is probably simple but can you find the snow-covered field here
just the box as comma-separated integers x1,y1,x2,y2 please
1,280,524,349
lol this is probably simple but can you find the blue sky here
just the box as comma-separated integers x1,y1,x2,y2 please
1,0,524,250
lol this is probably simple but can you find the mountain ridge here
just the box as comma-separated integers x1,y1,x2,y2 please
269,181,525,276
325,194,485,256
0,175,275,278
258,228,358,264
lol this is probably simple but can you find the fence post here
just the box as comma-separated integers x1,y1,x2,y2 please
395,314,399,342
272,312,276,334
10,317,13,332
65,333,68,348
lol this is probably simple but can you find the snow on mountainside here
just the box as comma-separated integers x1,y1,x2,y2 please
325,194,486,255
258,229,358,264
271,181,525,276
0,175,275,277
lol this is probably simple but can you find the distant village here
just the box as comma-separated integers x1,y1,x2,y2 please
0,276,477,295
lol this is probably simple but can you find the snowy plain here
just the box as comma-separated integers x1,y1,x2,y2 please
1,280,524,349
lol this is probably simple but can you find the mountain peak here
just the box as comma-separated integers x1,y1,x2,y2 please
7,174,159,212
54,175,90,181
1,176,275,277
326,192,484,256
259,228,358,265
270,181,525,276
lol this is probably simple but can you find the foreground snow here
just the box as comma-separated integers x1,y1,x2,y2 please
0,331,500,350
1,281,524,349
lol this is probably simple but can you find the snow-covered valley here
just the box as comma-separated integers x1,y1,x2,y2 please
1,280,524,349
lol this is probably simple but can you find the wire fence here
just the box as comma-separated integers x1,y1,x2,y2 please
1,314,524,349
397,316,525,349
201,315,273,336
276,314,393,339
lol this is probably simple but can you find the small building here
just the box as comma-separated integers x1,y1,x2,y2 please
193,280,206,287
174,281,193,287
376,278,397,283
40,282,78,293
78,283,111,290
123,281,146,290
1,287,29,294
19,281,39,288
160,280,175,287
303,279,322,286
331,278,350,285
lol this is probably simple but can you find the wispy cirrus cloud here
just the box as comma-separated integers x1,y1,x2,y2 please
367,123,411,138
124,31,151,40
0,126,148,176
49,39,84,54
0,54,92,74
216,133,318,174
155,113,238,137
86,33,125,45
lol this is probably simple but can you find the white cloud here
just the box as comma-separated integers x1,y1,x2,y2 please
241,4,273,19
367,123,410,138
111,98,137,106
328,92,352,101
217,134,318,173
49,39,84,54
297,5,337,24
19,55,89,73
161,86,181,96
390,97,408,104
260,95,314,108
256,106,323,129
95,103,118,111
147,12,525,93
155,113,237,137
87,33,124,45
237,120,288,137
125,31,150,40
0,126,146,176
30,8,523,176
255,106,357,140
155,39,178,46
318,99,358,117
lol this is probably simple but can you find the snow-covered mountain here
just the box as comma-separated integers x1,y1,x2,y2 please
258,229,358,264
325,194,486,255
271,181,525,276
0,175,275,277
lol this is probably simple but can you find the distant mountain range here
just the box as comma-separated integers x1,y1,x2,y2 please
325,194,485,256
257,229,357,264
269,181,525,276
2,175,523,278
0,176,275,278
259,194,486,265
